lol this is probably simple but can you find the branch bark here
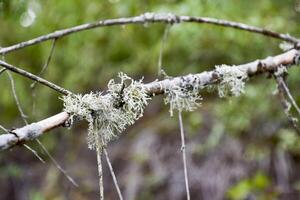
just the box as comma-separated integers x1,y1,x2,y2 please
0,112,69,150
0,13,299,54
0,49,299,151
0,60,71,95
275,76,300,134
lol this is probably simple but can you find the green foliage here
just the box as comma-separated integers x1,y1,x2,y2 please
0,164,22,178
29,191,44,200
213,82,280,135
226,171,274,200
278,129,300,153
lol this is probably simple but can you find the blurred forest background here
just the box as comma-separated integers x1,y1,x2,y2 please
1,0,300,199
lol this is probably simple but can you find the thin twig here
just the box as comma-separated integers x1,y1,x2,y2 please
0,67,6,76
23,144,46,163
103,148,123,200
0,59,71,95
31,39,57,115
158,24,171,76
0,124,9,134
96,132,104,200
0,104,8,155
178,111,190,200
275,76,300,134
0,13,299,54
31,39,57,89
36,139,79,187
280,78,300,116
4,55,77,187
6,70,50,163
7,71,28,124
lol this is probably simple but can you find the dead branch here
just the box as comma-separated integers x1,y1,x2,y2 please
275,76,300,134
0,60,71,95
0,13,298,54
0,49,298,151
0,112,69,150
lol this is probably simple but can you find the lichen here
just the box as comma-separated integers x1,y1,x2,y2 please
274,65,287,77
215,65,248,98
279,42,294,51
164,77,202,116
62,73,150,150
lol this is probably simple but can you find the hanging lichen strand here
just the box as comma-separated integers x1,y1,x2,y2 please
163,65,248,116
163,75,203,117
62,72,150,150
215,65,248,98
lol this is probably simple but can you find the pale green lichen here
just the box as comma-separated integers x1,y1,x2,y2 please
274,65,287,77
215,65,248,98
62,73,150,150
279,42,294,51
164,81,202,116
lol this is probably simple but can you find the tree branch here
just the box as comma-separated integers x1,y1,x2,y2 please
0,49,299,150
278,77,300,116
0,67,6,76
145,49,300,94
0,112,69,150
275,76,300,134
0,60,71,95
0,13,299,54
31,38,57,89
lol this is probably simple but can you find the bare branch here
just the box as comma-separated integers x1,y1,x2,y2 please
7,71,28,124
36,138,79,187
31,39,57,89
0,124,9,134
23,144,46,163
6,61,47,163
275,76,300,134
0,112,69,150
0,13,298,54
0,49,299,150
145,49,300,95
5,59,76,184
178,111,190,200
158,24,171,76
96,133,104,200
31,39,57,115
279,78,300,116
0,60,71,95
0,67,6,76
104,149,124,200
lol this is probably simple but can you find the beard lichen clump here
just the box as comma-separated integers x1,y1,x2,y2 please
62,72,150,150
215,64,248,98
164,76,203,116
